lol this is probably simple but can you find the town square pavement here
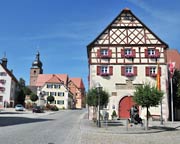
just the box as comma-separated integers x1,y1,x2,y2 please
1,108,180,144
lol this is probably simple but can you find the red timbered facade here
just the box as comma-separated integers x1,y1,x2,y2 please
87,8,169,120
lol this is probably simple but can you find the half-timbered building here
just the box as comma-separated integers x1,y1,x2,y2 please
87,8,169,121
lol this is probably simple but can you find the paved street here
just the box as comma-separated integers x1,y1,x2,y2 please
1,108,180,144
0,109,84,144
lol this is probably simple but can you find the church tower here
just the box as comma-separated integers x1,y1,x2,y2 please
30,51,43,86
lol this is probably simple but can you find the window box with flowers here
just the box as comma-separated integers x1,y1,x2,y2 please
125,54,134,58
100,73,110,76
149,54,159,58
150,73,157,77
125,73,134,77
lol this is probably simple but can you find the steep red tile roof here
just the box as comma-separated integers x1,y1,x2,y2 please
167,49,180,70
46,74,63,83
36,74,68,86
69,78,85,89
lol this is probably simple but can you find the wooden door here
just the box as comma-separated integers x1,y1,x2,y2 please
118,96,136,119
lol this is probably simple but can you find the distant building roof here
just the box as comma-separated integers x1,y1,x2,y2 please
167,49,180,70
69,78,85,89
36,74,68,87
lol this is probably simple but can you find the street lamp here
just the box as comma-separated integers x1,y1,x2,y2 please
96,82,102,128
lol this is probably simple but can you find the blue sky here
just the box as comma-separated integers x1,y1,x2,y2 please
0,0,180,90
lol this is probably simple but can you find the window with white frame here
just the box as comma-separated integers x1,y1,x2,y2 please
150,67,156,74
100,49,108,56
125,66,133,74
101,66,108,74
47,84,53,88
125,48,132,55
58,92,64,96
50,92,56,96
54,84,61,89
148,49,155,55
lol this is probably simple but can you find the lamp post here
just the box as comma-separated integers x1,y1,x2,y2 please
96,82,102,128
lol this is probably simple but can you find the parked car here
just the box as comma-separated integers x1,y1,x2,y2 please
15,104,25,111
32,106,44,113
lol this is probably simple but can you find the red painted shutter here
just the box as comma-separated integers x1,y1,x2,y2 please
155,49,160,58
133,66,137,76
97,49,101,58
145,49,148,58
121,66,125,76
159,67,161,76
108,49,112,58
132,49,136,58
97,66,101,75
109,66,113,75
121,49,125,58
146,67,150,76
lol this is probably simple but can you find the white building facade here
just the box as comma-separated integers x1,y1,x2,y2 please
87,8,169,121
0,57,18,108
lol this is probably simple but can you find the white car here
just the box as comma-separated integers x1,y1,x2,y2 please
15,104,25,111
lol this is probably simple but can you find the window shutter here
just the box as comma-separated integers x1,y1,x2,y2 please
133,66,137,76
145,67,150,76
145,49,148,58
132,49,136,57
121,49,125,58
109,66,113,75
97,49,101,58
159,67,161,76
155,49,160,58
97,66,101,75
121,66,125,76
108,49,112,58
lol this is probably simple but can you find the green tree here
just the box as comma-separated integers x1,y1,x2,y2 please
133,83,163,130
86,88,109,120
47,95,55,104
30,93,38,103
16,88,25,105
86,88,109,107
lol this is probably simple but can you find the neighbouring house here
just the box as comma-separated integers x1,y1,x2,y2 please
68,78,85,109
167,49,180,120
87,8,170,121
0,56,19,108
36,74,74,109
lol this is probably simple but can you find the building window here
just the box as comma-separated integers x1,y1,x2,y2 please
148,49,155,55
54,84,61,89
97,66,113,76
145,48,160,58
50,92,56,96
101,49,108,56
125,49,132,55
57,100,64,105
121,66,137,76
0,72,7,76
150,67,156,77
101,66,108,74
0,79,6,84
97,48,112,58
47,84,53,88
58,92,64,96
125,66,134,77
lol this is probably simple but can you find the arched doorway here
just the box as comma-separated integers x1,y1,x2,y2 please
118,96,136,119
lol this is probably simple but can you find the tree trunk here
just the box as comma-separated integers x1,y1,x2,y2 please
146,107,149,130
